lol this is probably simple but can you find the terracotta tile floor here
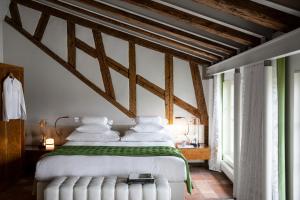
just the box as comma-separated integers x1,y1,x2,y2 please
0,166,233,200
186,166,233,200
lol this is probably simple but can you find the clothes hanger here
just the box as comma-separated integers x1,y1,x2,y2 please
8,72,15,79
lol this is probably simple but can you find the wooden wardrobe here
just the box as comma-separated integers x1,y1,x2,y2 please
0,63,24,190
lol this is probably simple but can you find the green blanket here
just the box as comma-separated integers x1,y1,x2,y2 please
46,146,192,193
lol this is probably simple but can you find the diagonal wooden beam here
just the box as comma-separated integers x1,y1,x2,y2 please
67,21,76,67
129,42,137,115
107,57,129,78
75,38,97,58
192,0,300,32
49,0,236,56
121,0,260,46
13,0,209,65
190,61,208,124
9,2,22,27
92,30,115,99
5,16,134,118
165,54,174,124
75,37,205,120
33,13,50,41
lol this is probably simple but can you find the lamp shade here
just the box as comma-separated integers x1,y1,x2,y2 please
45,138,55,150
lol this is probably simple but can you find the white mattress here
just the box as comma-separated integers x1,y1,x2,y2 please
35,141,186,182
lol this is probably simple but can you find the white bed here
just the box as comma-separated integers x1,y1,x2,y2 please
35,141,187,200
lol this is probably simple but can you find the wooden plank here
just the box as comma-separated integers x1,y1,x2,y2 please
9,2,22,27
5,16,134,118
192,0,300,32
106,57,129,77
13,0,210,65
122,0,260,46
173,96,202,120
165,54,173,124
67,21,76,67
33,13,50,41
190,61,208,124
75,38,97,58
92,30,115,99
129,42,137,115
136,75,165,98
50,0,235,56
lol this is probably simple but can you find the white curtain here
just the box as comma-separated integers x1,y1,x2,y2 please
209,74,222,172
233,63,279,200
271,64,279,200
237,62,266,200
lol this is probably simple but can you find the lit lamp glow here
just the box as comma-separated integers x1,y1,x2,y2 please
175,116,190,145
45,138,55,150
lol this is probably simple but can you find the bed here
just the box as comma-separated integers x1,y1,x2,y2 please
35,140,187,200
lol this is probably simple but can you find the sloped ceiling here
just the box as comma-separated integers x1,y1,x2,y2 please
4,0,300,69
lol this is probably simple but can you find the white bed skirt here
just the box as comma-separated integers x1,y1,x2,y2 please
36,179,185,200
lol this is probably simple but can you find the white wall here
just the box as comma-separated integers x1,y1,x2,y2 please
0,0,10,62
3,5,211,143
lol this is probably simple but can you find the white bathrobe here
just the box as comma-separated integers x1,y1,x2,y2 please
2,76,26,121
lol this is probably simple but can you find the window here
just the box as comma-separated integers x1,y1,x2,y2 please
222,79,234,168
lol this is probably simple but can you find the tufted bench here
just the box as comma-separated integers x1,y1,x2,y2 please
44,176,171,200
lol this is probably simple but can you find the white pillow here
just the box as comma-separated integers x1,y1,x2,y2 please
76,124,111,133
67,131,120,142
81,116,108,125
121,130,173,142
135,116,168,126
130,123,164,133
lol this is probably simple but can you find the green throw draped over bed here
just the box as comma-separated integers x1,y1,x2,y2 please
46,146,193,194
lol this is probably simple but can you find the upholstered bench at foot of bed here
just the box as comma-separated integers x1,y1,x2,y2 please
42,176,171,200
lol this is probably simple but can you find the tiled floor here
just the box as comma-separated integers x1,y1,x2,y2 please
186,167,233,200
0,166,233,200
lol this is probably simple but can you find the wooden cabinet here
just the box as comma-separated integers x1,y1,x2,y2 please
178,146,210,161
0,63,24,191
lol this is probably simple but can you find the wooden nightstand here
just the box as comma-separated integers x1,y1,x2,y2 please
24,146,56,175
177,145,210,161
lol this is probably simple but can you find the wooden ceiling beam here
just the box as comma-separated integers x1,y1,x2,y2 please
121,0,260,46
47,0,223,61
52,0,236,56
192,0,300,32
14,0,210,65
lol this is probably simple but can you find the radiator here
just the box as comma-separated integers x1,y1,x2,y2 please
44,176,171,200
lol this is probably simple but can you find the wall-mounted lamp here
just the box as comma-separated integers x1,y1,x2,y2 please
54,116,80,136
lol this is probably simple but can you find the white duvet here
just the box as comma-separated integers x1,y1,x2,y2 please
35,141,186,182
